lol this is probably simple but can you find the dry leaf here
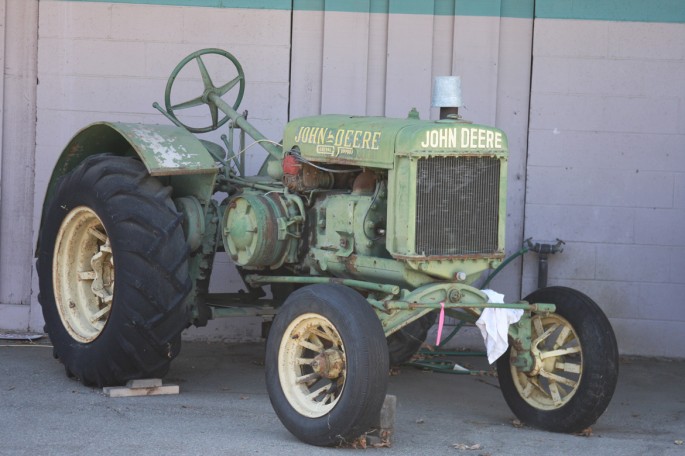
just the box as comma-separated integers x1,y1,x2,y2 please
511,419,524,428
675,440,683,445
574,427,593,437
452,443,482,451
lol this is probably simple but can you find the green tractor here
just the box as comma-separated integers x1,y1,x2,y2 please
36,49,618,446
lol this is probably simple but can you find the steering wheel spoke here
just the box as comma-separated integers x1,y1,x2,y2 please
218,75,243,96
195,55,215,91
171,95,205,112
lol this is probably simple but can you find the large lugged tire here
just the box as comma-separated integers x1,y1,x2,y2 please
265,284,389,446
496,286,618,432
387,311,436,366
37,154,191,387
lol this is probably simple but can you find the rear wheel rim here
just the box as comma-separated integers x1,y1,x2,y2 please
278,313,346,418
510,314,583,410
53,206,114,343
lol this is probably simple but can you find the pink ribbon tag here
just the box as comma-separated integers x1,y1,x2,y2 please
435,301,446,347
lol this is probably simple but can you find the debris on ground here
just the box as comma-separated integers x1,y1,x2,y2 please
452,443,482,450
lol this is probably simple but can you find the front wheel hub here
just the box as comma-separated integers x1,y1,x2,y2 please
311,349,345,379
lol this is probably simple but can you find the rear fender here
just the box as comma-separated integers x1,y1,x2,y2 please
38,122,219,252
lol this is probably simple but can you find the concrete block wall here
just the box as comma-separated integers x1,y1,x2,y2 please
524,18,685,357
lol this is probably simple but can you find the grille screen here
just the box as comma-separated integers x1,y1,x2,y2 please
415,156,501,256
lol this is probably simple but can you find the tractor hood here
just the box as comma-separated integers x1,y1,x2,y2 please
282,114,508,169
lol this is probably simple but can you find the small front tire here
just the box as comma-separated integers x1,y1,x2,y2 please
265,284,389,446
496,286,618,432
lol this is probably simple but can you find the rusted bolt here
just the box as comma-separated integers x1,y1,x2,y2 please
448,289,462,303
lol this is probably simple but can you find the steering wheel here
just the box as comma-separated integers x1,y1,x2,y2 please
164,48,245,134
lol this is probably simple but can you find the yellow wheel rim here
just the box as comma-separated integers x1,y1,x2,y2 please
53,206,114,343
278,313,346,418
510,314,583,410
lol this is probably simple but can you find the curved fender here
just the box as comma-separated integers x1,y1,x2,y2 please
38,122,219,253
43,121,218,202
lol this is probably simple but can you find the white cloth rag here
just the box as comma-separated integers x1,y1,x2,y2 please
476,289,523,364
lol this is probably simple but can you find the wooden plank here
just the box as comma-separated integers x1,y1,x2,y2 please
103,379,179,398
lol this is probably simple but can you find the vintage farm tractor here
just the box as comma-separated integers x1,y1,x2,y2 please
36,49,618,446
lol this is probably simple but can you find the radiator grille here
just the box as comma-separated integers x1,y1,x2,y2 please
415,156,501,256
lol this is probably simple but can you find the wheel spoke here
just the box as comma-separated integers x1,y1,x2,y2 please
309,327,337,344
296,357,314,365
557,362,581,374
533,316,544,338
217,75,242,96
309,333,325,349
554,325,571,349
306,384,330,401
296,372,320,385
87,227,107,242
195,56,215,91
298,339,323,353
548,381,563,405
539,369,578,388
78,271,97,281
171,95,205,111
90,303,111,324
209,103,219,128
540,346,581,360
533,323,559,346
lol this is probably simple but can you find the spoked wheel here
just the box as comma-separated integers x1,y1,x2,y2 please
265,284,389,446
496,286,618,432
37,154,191,386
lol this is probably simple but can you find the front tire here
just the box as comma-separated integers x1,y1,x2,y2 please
387,311,436,365
37,154,191,386
265,284,389,446
496,286,618,432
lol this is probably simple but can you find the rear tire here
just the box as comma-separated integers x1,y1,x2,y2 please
37,154,191,386
265,284,389,446
496,286,618,432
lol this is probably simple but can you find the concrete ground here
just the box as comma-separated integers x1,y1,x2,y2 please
0,338,683,456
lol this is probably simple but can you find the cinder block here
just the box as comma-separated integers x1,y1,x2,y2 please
635,208,685,246
669,247,685,284
608,21,685,61
181,8,290,46
525,204,635,244
39,2,112,40
527,166,674,208
642,60,685,99
611,318,685,357
111,4,184,42
529,93,606,131
534,19,609,58
595,244,671,283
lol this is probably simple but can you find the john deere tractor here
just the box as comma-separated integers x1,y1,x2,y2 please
36,49,618,446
